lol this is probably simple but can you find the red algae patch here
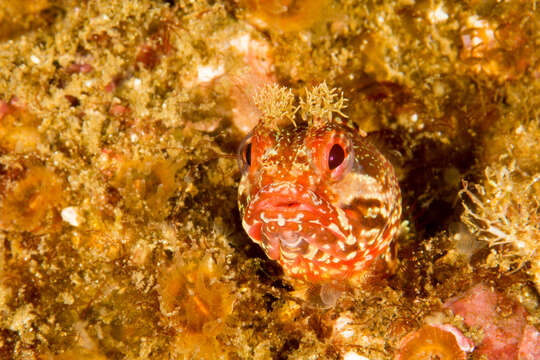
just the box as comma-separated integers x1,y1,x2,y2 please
518,325,540,360
396,324,473,360
445,283,540,359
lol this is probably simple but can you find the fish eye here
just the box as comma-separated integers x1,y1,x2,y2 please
319,135,354,180
245,143,252,166
328,144,345,170
237,132,253,172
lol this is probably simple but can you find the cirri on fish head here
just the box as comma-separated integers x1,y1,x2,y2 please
237,116,401,283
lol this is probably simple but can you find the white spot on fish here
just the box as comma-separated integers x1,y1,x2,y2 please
277,214,285,226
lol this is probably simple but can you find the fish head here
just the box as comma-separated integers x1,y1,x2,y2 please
237,118,401,282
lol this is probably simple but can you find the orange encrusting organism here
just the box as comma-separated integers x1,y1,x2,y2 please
396,325,470,360
244,0,331,33
0,165,65,233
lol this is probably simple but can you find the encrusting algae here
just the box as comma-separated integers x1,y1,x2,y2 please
1,0,539,359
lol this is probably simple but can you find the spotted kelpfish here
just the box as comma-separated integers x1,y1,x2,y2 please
237,115,402,283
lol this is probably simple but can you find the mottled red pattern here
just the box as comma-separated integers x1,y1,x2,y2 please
445,283,540,359
238,117,401,283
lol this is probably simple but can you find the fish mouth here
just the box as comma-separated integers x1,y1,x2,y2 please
243,183,355,262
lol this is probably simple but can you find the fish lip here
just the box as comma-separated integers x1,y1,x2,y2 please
244,182,350,245
246,183,326,221
250,195,318,215
243,183,360,270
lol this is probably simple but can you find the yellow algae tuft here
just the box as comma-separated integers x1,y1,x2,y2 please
461,104,540,290
461,160,540,286
0,0,539,359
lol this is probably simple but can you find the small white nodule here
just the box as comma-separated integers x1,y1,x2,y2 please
61,206,81,227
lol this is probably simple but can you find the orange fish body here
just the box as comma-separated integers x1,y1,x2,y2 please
238,116,401,284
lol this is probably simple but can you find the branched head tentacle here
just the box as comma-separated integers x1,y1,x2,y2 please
253,82,349,130
300,82,348,127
